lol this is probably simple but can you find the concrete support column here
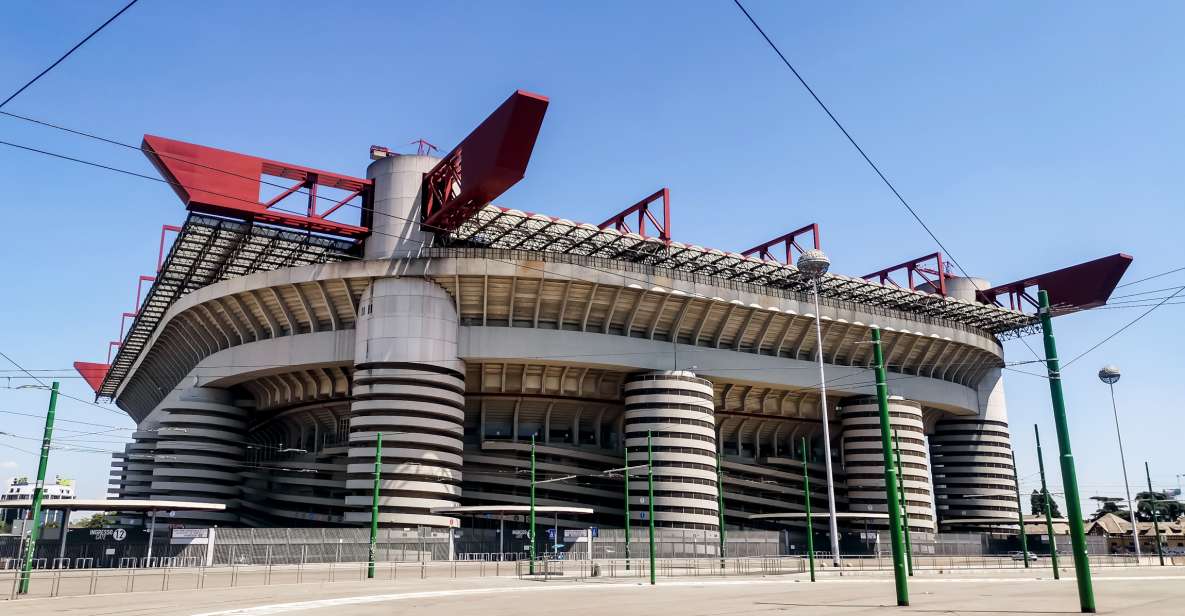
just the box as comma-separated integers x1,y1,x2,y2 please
345,277,464,528
149,387,245,525
623,370,719,530
364,154,441,260
838,396,936,532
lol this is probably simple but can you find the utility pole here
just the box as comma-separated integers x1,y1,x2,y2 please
18,381,58,595
1035,424,1060,579
368,432,381,579
1037,290,1095,613
1144,461,1165,566
870,329,909,606
893,430,913,576
647,430,656,585
624,442,631,571
801,436,816,582
529,434,537,575
716,447,726,570
1013,451,1030,568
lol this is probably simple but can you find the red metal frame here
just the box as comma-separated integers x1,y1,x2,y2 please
157,224,182,272
409,138,438,156
597,188,672,241
863,252,953,296
73,361,110,394
133,275,155,313
741,224,820,264
421,90,550,233
979,253,1133,315
141,135,373,238
106,341,121,364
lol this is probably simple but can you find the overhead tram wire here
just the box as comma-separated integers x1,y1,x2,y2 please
729,0,1047,363
0,0,141,109
1062,285,1185,368
1114,265,1185,289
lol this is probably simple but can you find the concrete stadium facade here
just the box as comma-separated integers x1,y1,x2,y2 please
102,151,1025,540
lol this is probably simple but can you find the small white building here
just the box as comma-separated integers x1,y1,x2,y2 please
1,476,76,529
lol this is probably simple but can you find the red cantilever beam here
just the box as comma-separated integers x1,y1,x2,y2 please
863,252,951,296
597,188,671,241
979,253,1133,315
73,362,110,394
141,135,372,238
741,224,820,264
421,90,550,233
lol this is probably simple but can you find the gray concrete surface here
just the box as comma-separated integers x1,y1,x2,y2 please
4,567,1183,615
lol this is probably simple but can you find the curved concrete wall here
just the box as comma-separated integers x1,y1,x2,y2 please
345,277,464,527
930,417,1019,524
839,397,935,532
365,154,440,259
149,387,245,524
623,370,719,530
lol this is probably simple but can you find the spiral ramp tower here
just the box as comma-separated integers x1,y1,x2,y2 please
623,371,719,530
838,396,935,533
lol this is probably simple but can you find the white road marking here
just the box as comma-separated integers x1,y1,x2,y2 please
191,574,1185,616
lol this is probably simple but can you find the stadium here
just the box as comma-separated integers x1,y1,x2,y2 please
76,90,1130,548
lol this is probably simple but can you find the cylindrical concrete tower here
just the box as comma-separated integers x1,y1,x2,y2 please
345,277,465,528
929,416,1019,522
119,431,158,499
622,370,719,530
149,387,245,524
838,396,936,532
365,154,441,260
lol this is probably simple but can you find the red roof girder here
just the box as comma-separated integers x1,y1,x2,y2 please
141,135,372,238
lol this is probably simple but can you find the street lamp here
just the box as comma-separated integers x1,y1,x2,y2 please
1098,365,1141,559
797,248,842,566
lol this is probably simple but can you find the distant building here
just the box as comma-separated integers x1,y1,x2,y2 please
1087,512,1185,554
1,476,76,529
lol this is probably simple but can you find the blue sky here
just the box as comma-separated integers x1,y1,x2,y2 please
1,1,1182,514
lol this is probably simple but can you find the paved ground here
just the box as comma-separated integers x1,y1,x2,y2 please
4,568,1184,616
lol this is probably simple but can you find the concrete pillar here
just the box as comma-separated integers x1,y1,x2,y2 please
622,370,719,530
364,154,441,260
345,277,464,528
838,396,936,532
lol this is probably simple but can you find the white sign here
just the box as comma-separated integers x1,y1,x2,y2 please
512,530,530,538
172,529,208,539
90,529,127,541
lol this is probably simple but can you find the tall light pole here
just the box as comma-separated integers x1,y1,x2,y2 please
1098,365,1140,559
797,248,842,565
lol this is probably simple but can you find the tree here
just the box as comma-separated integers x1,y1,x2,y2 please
1031,489,1063,518
1136,491,1184,522
72,513,113,529
1089,496,1127,520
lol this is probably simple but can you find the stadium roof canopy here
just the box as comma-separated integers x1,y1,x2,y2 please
97,214,357,399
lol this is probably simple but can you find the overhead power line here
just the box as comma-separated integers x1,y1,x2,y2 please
729,1,1048,363
1063,285,1185,368
0,0,141,109
1114,265,1185,289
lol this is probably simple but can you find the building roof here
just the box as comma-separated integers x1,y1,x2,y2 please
0,499,226,512
98,214,358,400
1087,512,1185,537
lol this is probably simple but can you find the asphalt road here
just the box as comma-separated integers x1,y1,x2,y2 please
4,567,1184,615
